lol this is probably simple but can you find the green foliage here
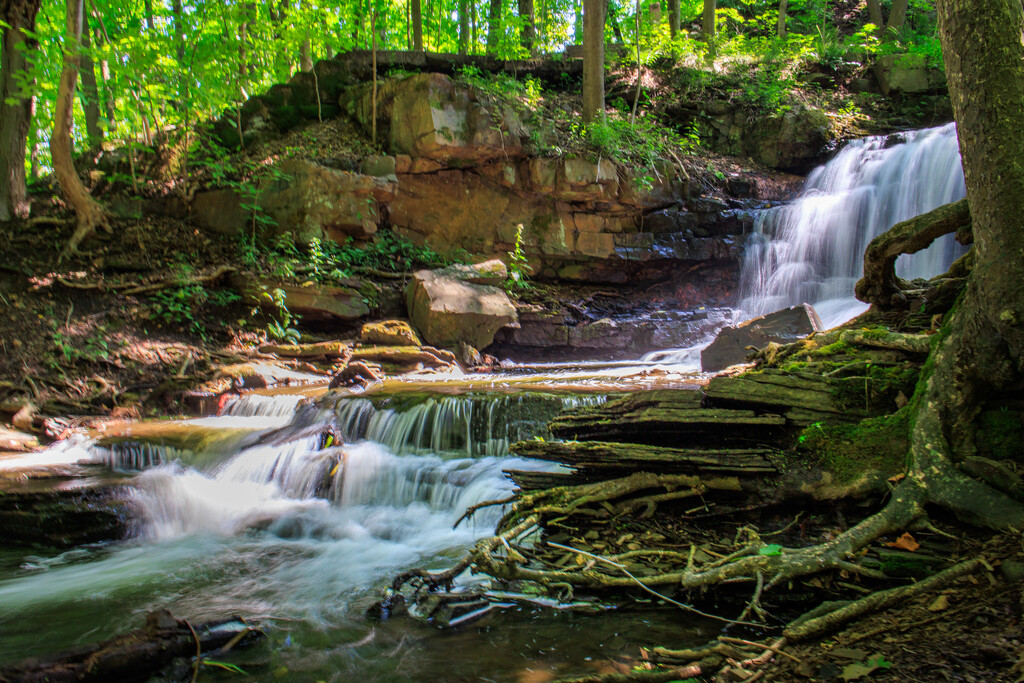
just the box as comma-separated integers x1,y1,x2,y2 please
259,287,301,344
46,320,113,373
798,410,911,482
505,223,533,294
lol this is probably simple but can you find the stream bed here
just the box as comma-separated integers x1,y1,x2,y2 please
0,362,712,682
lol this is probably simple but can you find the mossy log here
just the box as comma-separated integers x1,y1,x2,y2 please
510,440,777,475
855,198,972,309
705,369,863,425
547,390,788,447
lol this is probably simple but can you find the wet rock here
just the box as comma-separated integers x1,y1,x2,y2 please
701,304,823,372
351,345,456,370
0,427,40,452
458,341,484,366
329,360,384,388
406,268,517,349
360,320,423,347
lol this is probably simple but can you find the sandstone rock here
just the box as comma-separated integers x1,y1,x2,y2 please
406,269,517,349
259,341,350,359
344,73,525,165
191,189,249,236
437,259,508,286
232,274,371,322
458,342,484,367
260,158,396,243
0,427,39,452
360,320,422,347
351,345,456,370
701,304,823,372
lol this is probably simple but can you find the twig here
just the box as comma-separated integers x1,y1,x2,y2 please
718,636,799,663
546,541,763,627
184,619,201,683
453,495,516,529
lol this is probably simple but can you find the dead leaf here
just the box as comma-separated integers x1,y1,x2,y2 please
928,594,951,612
884,532,920,552
888,473,906,484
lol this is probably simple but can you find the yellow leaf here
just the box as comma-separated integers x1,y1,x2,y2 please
927,595,950,612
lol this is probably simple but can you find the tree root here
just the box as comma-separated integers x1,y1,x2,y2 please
855,198,971,309
784,557,983,641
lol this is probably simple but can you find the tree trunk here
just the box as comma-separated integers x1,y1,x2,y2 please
79,24,103,147
486,0,502,54
777,0,787,38
0,0,41,222
668,0,680,37
300,38,313,71
52,0,108,252
412,0,423,50
581,0,604,124
458,0,470,53
865,0,884,33
701,0,715,41
518,0,535,54
170,0,184,60
887,0,908,35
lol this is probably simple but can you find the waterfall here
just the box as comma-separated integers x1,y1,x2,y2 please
332,393,607,457
739,122,966,329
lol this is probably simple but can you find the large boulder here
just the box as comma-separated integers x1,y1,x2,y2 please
701,304,823,372
260,159,396,243
343,72,526,165
405,268,517,349
360,320,422,347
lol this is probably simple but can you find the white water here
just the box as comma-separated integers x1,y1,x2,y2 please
0,390,559,668
739,122,966,329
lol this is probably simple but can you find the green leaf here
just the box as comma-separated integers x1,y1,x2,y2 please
758,544,783,556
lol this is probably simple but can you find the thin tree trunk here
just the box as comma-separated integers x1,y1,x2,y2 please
581,0,604,124
472,0,478,51
79,25,103,147
668,0,680,38
0,0,41,221
701,0,715,40
300,38,313,71
886,0,908,35
412,0,423,50
459,0,470,53
518,0,534,54
143,0,154,30
53,0,108,252
777,0,787,38
486,0,502,53
170,0,184,60
372,4,378,145
97,35,116,131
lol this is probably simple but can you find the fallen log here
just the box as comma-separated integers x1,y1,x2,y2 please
510,440,777,475
0,610,263,683
351,345,457,370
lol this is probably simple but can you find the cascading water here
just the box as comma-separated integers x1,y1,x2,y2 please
739,122,966,329
3,388,681,680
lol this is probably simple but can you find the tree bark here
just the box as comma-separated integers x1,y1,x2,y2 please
458,0,470,53
300,38,313,71
668,0,680,37
887,0,908,35
777,0,787,38
701,0,715,41
170,0,184,61
52,0,108,252
0,0,41,222
865,0,884,33
518,0,535,54
79,24,103,147
581,0,604,124
412,0,423,50
487,0,502,54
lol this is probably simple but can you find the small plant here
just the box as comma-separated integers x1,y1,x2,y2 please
505,223,533,293
260,287,301,344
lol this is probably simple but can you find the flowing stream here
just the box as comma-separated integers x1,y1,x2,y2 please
739,122,966,329
0,379,710,681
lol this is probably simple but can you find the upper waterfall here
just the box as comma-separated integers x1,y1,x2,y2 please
738,122,966,329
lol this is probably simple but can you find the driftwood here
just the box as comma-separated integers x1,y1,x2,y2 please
855,199,972,309
0,610,262,683
510,440,776,475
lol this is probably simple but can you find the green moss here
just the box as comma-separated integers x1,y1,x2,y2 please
976,407,1024,460
828,363,920,414
798,410,911,482
809,339,855,357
